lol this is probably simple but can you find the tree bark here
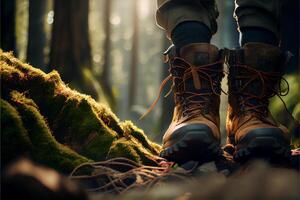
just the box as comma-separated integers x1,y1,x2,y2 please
49,0,96,98
128,0,139,108
100,0,116,108
1,0,17,56
27,0,46,70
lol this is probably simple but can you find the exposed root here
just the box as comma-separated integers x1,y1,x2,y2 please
69,157,195,194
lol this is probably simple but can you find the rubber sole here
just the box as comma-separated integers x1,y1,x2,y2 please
160,130,221,165
234,131,291,164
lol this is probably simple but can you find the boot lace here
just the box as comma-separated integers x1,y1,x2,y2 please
230,64,296,122
140,57,224,119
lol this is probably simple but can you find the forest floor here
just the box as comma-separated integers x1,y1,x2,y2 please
1,50,300,200
89,161,300,200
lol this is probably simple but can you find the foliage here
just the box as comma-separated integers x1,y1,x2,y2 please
269,74,300,148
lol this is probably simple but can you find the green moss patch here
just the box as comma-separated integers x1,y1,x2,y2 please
1,99,32,165
1,50,161,173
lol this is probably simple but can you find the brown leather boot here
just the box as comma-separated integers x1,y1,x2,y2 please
160,43,225,164
226,43,291,163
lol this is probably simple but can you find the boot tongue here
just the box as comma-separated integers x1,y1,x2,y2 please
180,43,219,65
175,44,222,102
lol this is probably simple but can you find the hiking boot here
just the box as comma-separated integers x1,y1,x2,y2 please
226,43,291,163
160,43,225,164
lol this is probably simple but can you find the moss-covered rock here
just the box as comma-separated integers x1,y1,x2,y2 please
0,50,161,173
1,99,32,165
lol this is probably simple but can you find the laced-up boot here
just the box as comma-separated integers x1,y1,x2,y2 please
160,43,225,164
226,43,291,163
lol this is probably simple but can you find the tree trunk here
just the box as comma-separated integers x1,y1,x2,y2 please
1,0,17,56
128,0,139,108
100,0,116,108
49,0,97,98
27,0,46,70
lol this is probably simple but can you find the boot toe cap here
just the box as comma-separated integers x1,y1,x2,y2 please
163,123,218,148
238,127,290,147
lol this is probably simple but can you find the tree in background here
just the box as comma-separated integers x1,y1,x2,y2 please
128,0,139,108
100,0,116,108
49,0,99,99
27,0,46,70
1,0,17,55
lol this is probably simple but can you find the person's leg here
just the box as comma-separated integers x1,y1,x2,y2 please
156,0,218,51
239,27,278,46
234,0,282,46
156,0,218,38
171,21,212,53
155,0,225,164
226,0,290,163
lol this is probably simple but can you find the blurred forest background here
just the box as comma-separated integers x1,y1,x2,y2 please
1,0,299,144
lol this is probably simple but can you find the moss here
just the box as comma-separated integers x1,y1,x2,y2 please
121,121,161,155
1,50,161,173
107,138,141,163
107,136,159,166
41,93,120,161
1,99,32,165
9,91,91,173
